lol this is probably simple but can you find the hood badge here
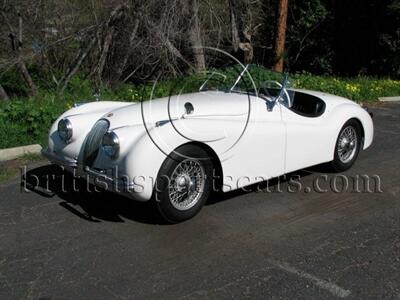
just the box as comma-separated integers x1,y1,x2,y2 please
107,113,114,118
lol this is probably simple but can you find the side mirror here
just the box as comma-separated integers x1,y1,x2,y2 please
184,102,194,115
181,102,194,119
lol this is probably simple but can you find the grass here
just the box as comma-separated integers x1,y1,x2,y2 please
20,153,43,161
0,167,17,183
0,66,399,150
291,73,400,102
0,153,45,183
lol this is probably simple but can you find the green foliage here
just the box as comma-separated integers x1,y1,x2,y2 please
286,0,332,74
291,73,400,102
20,153,43,161
0,167,16,183
0,96,64,148
0,68,30,97
0,76,140,149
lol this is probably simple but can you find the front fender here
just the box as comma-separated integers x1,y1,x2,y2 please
108,118,229,201
327,103,374,153
111,123,189,201
47,101,131,161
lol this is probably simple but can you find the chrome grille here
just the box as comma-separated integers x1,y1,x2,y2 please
83,119,109,167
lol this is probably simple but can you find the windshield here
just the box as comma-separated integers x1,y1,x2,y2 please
199,64,293,106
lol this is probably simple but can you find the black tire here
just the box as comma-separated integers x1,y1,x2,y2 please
330,119,362,172
153,144,214,223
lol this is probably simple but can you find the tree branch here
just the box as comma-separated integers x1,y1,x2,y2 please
58,37,96,95
1,9,38,96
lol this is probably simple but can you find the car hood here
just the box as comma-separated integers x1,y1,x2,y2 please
103,91,250,130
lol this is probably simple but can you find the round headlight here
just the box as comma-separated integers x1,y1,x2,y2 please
102,131,119,159
58,118,73,142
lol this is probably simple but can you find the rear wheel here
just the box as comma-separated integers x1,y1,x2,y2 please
154,145,213,223
330,119,362,172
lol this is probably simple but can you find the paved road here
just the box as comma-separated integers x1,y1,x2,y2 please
1,103,399,299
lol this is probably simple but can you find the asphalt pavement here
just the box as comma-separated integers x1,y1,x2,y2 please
0,102,399,299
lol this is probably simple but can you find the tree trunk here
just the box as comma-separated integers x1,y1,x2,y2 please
273,0,289,72
97,27,115,82
0,84,9,101
188,0,206,72
164,37,194,69
229,0,243,52
2,11,38,96
115,19,140,81
95,4,126,84
17,59,38,95
228,0,253,64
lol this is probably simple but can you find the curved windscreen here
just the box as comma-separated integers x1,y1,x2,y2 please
199,64,293,106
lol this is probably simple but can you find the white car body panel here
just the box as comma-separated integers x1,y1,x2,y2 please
44,89,374,202
282,90,373,173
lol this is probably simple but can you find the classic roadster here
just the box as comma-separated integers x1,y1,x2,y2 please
42,65,373,222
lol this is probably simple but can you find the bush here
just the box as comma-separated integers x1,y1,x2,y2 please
292,72,400,102
0,77,140,149
0,96,65,148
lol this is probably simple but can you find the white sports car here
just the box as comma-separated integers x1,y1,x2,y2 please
42,65,374,222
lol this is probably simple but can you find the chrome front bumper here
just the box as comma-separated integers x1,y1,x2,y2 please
41,148,78,167
41,148,143,200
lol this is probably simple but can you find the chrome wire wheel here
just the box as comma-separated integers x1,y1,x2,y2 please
337,126,358,164
168,159,205,211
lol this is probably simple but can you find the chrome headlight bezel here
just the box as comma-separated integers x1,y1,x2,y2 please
57,118,73,142
102,131,120,159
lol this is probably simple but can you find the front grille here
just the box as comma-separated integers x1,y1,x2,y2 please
83,119,109,167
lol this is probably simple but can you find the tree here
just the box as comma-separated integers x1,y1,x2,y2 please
0,84,9,101
228,0,254,64
94,4,126,84
1,10,38,96
57,36,97,95
273,0,289,72
187,0,206,71
286,0,330,73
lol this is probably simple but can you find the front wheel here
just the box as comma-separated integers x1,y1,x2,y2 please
154,145,213,223
330,119,362,172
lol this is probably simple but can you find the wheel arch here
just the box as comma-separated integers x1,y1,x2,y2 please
172,141,224,192
329,103,373,152
348,117,365,144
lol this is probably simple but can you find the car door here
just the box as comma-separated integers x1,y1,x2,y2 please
219,95,286,192
280,103,332,174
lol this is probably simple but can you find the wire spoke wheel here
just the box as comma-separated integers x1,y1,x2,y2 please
337,126,358,164
168,159,205,211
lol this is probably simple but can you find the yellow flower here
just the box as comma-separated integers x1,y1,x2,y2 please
345,83,361,93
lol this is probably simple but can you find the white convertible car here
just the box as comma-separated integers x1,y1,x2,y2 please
42,65,373,222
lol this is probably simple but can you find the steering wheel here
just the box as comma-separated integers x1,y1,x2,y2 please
259,80,291,107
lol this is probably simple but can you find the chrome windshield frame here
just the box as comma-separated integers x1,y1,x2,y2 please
230,64,250,92
198,64,290,104
199,71,227,92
